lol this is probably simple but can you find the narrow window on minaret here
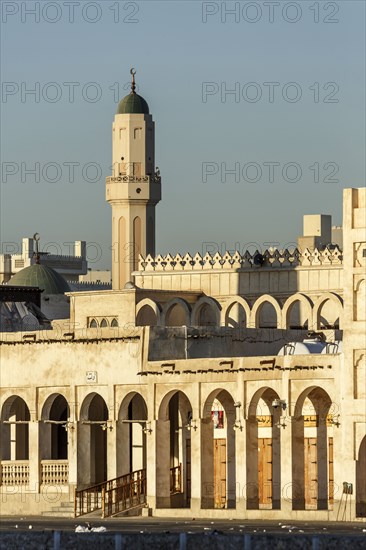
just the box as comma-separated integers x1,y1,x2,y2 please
119,162,127,175
133,163,141,177
134,128,142,139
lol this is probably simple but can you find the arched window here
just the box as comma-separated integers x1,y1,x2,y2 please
90,318,98,328
111,318,119,327
136,305,158,326
100,319,108,328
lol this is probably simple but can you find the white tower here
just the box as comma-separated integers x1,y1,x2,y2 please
106,69,161,290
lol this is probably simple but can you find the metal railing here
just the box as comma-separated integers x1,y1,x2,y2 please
74,480,104,517
102,469,146,518
170,464,182,494
74,468,146,518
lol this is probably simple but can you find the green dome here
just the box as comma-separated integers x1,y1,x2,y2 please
10,264,70,295
117,93,149,115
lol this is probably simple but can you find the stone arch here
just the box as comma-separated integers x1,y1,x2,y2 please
118,391,148,421
40,392,69,421
40,393,69,460
293,386,333,418
356,436,366,517
162,298,191,327
191,297,221,327
156,390,193,508
313,292,343,330
117,392,148,477
1,393,32,419
355,279,365,321
158,389,192,421
251,295,282,329
246,387,282,510
1,395,30,461
292,386,333,511
133,216,142,271
89,318,98,328
78,393,108,486
282,293,313,330
221,297,251,328
100,318,108,328
201,388,236,509
79,392,108,421
136,298,161,326
111,318,119,327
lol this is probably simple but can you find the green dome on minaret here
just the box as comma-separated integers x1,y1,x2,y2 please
116,68,149,115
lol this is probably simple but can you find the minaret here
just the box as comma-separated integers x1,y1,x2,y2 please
106,69,161,290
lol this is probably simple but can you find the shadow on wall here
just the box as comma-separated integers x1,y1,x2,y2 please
147,327,342,361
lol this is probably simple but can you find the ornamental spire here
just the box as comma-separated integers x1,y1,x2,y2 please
130,68,136,94
33,233,41,264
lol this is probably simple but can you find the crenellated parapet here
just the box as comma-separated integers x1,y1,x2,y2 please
137,246,343,272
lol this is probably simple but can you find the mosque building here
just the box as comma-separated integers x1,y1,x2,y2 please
0,70,365,521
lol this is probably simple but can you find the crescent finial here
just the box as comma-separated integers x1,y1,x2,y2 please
130,68,136,93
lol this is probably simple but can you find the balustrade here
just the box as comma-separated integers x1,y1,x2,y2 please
41,460,68,485
0,461,29,485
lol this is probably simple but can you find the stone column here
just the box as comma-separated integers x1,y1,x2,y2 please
235,421,247,514
116,421,130,476
155,419,170,508
28,420,40,493
107,421,117,480
280,418,293,514
201,417,214,509
67,421,77,486
145,420,157,510
189,420,201,514
77,423,91,487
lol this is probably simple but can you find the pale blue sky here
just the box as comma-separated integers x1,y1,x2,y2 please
1,1,365,267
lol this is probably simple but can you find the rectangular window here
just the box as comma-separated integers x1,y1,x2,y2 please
133,163,141,176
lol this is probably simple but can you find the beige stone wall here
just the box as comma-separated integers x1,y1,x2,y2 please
0,188,364,520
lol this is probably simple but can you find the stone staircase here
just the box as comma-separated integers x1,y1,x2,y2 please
42,500,74,518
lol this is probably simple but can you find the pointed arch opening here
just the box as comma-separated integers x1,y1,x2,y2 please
192,297,221,327
201,389,236,509
78,393,108,487
40,394,69,460
1,395,30,462
136,299,160,326
224,299,250,329
156,390,193,508
314,293,343,330
292,387,333,511
163,299,190,327
117,393,147,477
246,388,282,510
283,294,313,330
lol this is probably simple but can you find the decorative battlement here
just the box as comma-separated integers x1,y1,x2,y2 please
138,246,343,272
106,175,161,185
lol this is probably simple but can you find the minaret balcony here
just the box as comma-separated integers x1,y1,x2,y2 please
106,175,161,185
106,174,161,202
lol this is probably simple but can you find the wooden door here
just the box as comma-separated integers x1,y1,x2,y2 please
214,439,226,508
258,438,272,505
329,437,334,505
305,437,318,508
